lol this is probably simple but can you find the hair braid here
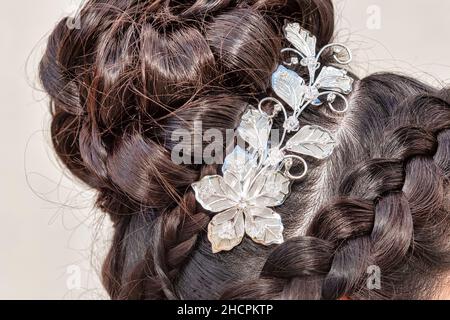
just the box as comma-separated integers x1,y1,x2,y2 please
222,83,450,300
41,0,337,300
117,165,216,299
41,0,450,300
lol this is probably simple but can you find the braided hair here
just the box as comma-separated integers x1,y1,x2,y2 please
222,76,450,299
40,0,450,299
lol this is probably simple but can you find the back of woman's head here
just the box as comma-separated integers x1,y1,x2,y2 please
39,0,450,299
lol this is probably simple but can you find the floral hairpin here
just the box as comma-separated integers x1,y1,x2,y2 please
192,22,354,253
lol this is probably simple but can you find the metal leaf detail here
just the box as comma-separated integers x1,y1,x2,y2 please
244,207,284,246
237,109,271,152
272,65,306,110
285,125,336,159
284,22,316,59
315,66,354,94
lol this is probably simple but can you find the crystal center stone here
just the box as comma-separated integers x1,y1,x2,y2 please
283,116,300,132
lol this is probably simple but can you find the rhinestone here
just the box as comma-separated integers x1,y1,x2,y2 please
273,103,283,115
237,200,248,209
267,148,285,166
304,87,319,100
284,158,293,170
300,57,317,67
327,93,337,103
283,116,300,132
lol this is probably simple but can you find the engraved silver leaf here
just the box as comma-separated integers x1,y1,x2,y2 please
284,22,319,75
315,66,354,94
272,65,306,110
284,22,316,59
192,175,238,213
247,169,291,207
237,109,271,152
208,208,245,253
285,125,336,159
245,207,284,246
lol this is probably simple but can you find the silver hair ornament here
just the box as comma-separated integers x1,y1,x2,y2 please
192,22,354,253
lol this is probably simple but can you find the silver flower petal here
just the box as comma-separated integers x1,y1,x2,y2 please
208,208,245,253
237,109,271,152
192,175,238,213
315,66,354,94
244,207,284,246
247,168,291,207
272,65,306,110
223,146,258,191
285,125,336,160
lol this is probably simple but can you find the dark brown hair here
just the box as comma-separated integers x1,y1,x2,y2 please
39,0,450,299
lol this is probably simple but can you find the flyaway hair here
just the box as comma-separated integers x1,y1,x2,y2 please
40,0,450,300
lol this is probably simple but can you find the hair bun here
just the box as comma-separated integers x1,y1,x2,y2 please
40,0,337,299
